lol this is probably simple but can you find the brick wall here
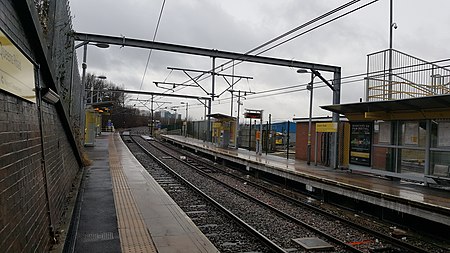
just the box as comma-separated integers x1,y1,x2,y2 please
295,122,319,161
0,0,81,252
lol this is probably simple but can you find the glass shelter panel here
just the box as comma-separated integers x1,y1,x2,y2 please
431,120,450,148
374,121,391,145
430,151,450,177
398,149,425,175
399,121,426,147
372,146,395,172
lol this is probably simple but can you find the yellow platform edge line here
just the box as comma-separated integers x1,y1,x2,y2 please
108,134,158,253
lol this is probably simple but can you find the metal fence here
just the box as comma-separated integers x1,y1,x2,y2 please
366,49,450,101
34,0,83,142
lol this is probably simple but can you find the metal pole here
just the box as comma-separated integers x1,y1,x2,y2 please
332,70,342,169
249,119,252,151
388,0,393,100
81,44,88,104
236,90,241,149
287,120,290,159
314,131,318,166
36,67,55,240
265,121,268,155
150,95,154,136
268,114,272,152
80,44,89,145
69,42,75,118
207,99,212,141
211,57,216,101
207,57,215,142
185,102,188,137
230,61,234,117
307,73,314,165
259,111,263,155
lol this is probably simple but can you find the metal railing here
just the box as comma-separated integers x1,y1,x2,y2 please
366,49,450,101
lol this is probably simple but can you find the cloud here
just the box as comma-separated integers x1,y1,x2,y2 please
70,0,450,120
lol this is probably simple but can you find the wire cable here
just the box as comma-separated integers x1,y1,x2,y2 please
163,0,375,96
153,0,365,99
138,0,167,92
184,58,450,109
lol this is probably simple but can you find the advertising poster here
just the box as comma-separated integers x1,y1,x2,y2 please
350,122,373,166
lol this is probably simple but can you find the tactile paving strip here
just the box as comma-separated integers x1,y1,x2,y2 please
109,135,157,253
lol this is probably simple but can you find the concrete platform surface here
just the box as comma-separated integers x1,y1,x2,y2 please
162,135,450,226
112,133,218,253
69,133,218,253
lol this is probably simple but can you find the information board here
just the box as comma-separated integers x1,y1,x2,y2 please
350,122,372,166
0,29,35,102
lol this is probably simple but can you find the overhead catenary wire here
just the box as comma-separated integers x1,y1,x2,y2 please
152,0,369,101
158,0,376,98
183,58,450,110
143,1,447,119
138,0,167,92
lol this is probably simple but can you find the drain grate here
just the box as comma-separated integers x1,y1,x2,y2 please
79,232,115,242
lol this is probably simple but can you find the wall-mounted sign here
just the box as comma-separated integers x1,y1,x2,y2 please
0,29,35,103
350,122,372,166
316,122,337,132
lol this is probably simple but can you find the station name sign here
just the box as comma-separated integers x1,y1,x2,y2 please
316,122,337,132
0,29,35,103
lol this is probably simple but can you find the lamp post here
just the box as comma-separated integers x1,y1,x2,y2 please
388,0,397,100
297,69,316,165
74,42,109,146
181,102,188,137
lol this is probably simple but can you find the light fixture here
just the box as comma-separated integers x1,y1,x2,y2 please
297,69,308,74
42,88,60,104
94,43,110,49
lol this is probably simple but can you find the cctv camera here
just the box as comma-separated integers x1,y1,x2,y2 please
392,23,398,29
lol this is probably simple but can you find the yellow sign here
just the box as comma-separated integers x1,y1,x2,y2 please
0,30,35,103
316,122,337,132
350,151,370,159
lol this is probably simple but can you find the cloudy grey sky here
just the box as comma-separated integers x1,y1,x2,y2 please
70,0,450,122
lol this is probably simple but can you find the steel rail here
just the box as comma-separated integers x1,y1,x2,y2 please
161,140,435,253
148,139,363,253
130,137,287,253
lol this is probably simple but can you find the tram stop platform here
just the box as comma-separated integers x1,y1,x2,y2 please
161,135,450,228
67,132,218,253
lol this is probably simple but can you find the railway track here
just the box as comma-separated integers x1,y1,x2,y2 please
122,135,283,253
149,135,447,253
128,135,365,252
155,140,447,253
125,131,448,252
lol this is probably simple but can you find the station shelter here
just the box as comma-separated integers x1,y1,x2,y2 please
84,101,112,146
318,49,450,185
294,117,350,168
322,94,450,184
208,113,236,148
